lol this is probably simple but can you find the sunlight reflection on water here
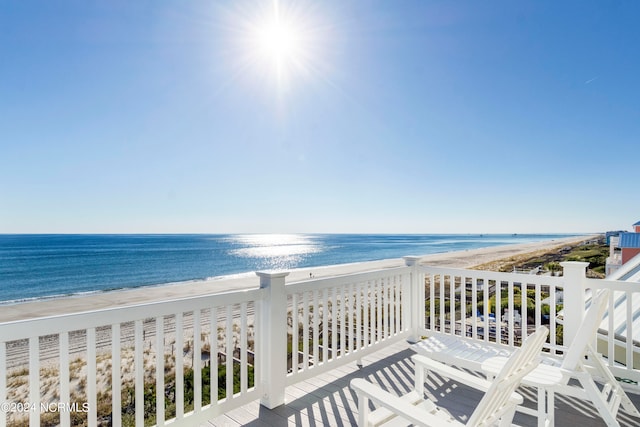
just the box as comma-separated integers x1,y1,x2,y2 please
224,234,325,270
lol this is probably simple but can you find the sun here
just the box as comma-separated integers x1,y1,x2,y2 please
252,3,304,84
258,18,299,65
221,0,328,96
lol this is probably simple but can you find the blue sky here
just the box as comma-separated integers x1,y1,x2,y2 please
1,1,639,234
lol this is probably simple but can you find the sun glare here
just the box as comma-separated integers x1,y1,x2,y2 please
232,0,325,94
221,0,328,96
252,3,304,85
259,19,299,63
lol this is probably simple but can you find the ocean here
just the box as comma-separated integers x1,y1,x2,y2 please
0,234,576,304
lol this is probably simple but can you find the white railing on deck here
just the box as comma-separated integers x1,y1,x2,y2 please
285,267,411,384
419,266,566,355
2,259,640,426
0,288,262,427
589,278,640,384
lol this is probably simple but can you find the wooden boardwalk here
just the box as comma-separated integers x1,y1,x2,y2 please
204,341,640,427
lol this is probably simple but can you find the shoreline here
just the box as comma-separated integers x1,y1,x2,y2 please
0,235,597,323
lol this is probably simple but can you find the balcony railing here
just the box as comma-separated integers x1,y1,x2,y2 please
1,260,639,426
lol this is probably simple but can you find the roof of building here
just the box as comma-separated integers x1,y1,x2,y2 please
619,232,640,248
634,220,640,226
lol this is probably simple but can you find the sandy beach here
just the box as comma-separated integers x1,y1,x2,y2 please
0,235,595,323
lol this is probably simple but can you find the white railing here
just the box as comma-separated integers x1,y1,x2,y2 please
590,278,640,384
418,262,640,385
419,266,566,355
2,260,640,426
0,288,263,427
253,266,413,409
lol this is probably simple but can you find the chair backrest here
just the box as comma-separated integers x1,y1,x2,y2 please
561,288,610,371
467,326,549,426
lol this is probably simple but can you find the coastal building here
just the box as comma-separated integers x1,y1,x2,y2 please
605,220,640,276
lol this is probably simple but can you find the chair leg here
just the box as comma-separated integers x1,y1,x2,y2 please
536,387,547,427
580,376,621,427
358,394,369,427
546,390,555,427
498,406,516,427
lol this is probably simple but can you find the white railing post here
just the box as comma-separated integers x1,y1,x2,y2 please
560,261,589,348
256,270,289,409
403,256,422,343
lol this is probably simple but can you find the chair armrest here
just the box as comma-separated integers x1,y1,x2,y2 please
350,378,461,426
412,354,523,406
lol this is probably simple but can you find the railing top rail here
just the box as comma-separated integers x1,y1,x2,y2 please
420,265,565,284
0,286,263,341
586,277,640,292
286,265,411,293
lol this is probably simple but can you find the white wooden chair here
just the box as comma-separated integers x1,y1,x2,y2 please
350,326,549,427
414,288,640,427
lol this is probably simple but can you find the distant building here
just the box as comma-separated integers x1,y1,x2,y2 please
605,230,625,245
620,232,640,264
606,220,640,276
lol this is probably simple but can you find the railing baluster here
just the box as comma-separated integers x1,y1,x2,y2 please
175,313,184,418
134,320,144,426
494,281,501,343
87,327,97,427
240,302,248,394
535,283,541,332
111,323,121,427
520,282,527,342
313,290,319,366
549,285,557,353
608,292,615,368
383,279,388,340
291,293,298,372
460,275,467,336
155,317,165,426
376,279,382,343
508,281,514,347
341,286,347,354
448,275,454,335
363,282,369,347
348,283,354,351
394,277,400,334
323,288,329,362
439,274,446,334
29,336,39,427
331,287,338,356
194,309,202,412
210,306,218,407
627,291,633,369
429,274,435,331
59,332,70,427
355,283,362,349
225,305,233,400
471,278,478,339
302,291,309,367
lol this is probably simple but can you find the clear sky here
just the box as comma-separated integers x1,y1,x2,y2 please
1,1,639,234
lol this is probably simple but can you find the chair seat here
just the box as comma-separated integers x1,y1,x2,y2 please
483,356,565,388
411,334,514,371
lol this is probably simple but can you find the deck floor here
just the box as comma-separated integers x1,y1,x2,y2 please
203,341,640,427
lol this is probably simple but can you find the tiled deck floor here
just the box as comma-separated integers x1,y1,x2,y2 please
204,341,640,426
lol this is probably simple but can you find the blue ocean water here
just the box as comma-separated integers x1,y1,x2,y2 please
0,234,576,304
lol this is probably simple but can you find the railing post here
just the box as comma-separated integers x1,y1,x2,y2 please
560,261,589,347
256,270,289,409
403,256,422,343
